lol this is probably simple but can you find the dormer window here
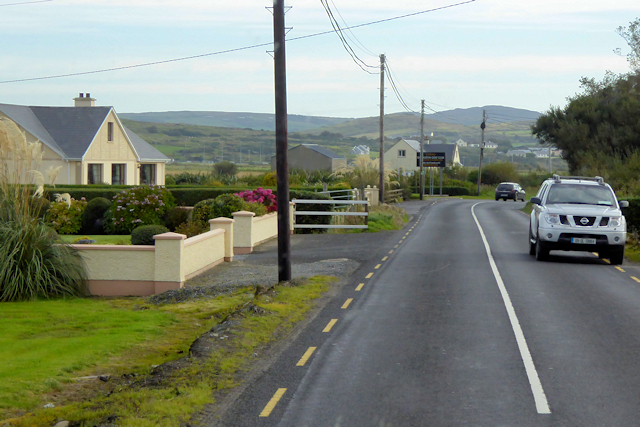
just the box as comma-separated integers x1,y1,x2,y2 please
107,122,114,142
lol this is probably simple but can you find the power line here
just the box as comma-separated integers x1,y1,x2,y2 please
0,0,52,6
0,0,476,84
321,0,377,73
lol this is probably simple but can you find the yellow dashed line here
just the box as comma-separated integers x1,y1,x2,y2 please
382,256,388,261
341,298,353,309
323,319,338,332
388,250,394,254
260,388,287,417
365,272,373,279
631,276,640,283
405,232,410,236
374,264,381,269
615,266,625,273
603,259,611,264
296,347,316,366
355,283,364,291
394,245,399,248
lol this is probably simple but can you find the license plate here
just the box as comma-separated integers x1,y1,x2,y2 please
501,193,508,197
571,238,596,244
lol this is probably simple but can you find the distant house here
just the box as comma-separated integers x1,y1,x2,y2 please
351,145,370,155
506,149,532,157
383,139,461,172
485,141,498,149
270,143,347,172
0,94,169,186
454,139,467,147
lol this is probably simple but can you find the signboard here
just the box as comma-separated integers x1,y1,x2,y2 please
416,151,446,168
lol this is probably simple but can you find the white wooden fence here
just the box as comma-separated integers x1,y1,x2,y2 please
292,199,369,229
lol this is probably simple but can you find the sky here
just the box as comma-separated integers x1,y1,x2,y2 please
1,0,639,120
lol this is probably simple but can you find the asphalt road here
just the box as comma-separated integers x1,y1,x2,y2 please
209,198,640,426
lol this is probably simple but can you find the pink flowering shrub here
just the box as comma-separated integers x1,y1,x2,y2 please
104,186,175,234
46,197,87,234
235,187,277,212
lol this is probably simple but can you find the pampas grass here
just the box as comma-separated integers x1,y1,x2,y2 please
0,117,87,301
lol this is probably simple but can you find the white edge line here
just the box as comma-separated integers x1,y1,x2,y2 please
471,202,551,415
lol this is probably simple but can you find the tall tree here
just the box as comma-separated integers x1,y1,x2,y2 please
615,18,640,74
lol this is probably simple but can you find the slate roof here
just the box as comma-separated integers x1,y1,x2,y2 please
0,103,168,162
299,144,344,159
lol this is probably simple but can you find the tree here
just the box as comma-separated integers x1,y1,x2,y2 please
615,18,640,74
214,161,238,177
531,73,640,173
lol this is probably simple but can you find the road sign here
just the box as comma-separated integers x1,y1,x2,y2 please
416,151,446,168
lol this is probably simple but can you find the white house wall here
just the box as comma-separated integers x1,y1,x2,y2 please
83,110,138,185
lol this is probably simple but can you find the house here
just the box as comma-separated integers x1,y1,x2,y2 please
485,141,498,149
506,149,532,157
0,93,169,186
454,139,467,147
383,139,461,173
270,143,347,173
351,145,370,155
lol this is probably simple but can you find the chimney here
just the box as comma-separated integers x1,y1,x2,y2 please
73,93,96,107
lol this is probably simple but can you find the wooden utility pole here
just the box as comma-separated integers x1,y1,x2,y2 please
420,99,424,200
379,54,385,204
476,109,486,196
273,0,291,282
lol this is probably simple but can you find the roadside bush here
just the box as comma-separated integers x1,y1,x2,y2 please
81,197,111,235
0,220,87,301
131,224,170,245
192,194,246,224
104,186,175,234
46,196,87,235
480,162,519,185
174,220,208,238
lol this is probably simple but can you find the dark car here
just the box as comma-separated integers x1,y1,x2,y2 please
495,182,526,201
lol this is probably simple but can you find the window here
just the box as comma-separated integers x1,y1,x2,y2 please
398,150,406,158
88,164,103,184
112,164,126,185
107,122,114,142
140,164,156,185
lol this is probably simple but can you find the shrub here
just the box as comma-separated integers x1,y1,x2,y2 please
192,194,246,225
236,187,277,212
263,171,277,186
0,220,87,301
46,196,87,235
243,201,268,216
163,206,190,232
81,197,111,235
104,186,175,234
174,220,208,238
131,224,170,245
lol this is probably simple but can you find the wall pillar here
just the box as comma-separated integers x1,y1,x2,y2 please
289,201,295,234
153,232,186,293
232,210,256,254
209,217,234,261
365,185,380,206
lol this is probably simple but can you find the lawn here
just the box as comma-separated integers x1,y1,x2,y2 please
0,278,332,426
58,235,131,245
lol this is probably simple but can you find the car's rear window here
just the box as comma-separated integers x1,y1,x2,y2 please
497,184,514,191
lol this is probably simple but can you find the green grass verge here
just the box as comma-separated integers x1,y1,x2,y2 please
1,277,332,426
58,235,132,245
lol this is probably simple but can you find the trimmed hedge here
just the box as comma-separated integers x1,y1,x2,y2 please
131,224,170,245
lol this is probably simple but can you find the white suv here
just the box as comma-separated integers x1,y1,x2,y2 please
529,175,628,264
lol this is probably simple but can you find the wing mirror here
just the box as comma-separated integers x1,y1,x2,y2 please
619,200,629,208
530,197,542,205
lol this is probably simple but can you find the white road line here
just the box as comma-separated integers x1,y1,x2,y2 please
471,203,551,415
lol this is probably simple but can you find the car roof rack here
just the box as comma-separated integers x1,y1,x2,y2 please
552,174,604,185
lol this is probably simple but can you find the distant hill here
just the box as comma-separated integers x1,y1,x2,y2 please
119,111,352,133
424,105,541,126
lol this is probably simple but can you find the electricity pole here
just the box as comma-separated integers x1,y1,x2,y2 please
476,109,486,196
420,99,424,200
273,0,291,282
379,54,385,204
